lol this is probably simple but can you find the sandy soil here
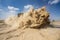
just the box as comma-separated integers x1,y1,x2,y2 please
52,21,60,25
0,21,60,40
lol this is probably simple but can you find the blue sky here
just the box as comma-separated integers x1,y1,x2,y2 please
0,0,60,20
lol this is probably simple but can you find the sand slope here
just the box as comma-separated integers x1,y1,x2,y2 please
0,27,60,40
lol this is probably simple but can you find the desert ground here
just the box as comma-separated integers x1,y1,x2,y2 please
50,21,60,28
0,20,60,40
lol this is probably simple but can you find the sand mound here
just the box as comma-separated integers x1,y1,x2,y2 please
19,28,60,40
0,28,60,40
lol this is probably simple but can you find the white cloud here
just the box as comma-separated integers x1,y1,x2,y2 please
24,5,33,9
8,6,19,11
23,5,34,12
7,6,19,18
48,0,60,5
0,6,20,19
